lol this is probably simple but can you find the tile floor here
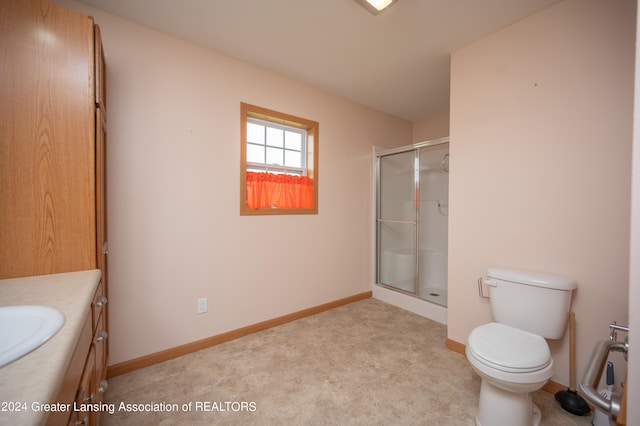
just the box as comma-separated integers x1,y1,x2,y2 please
101,299,595,425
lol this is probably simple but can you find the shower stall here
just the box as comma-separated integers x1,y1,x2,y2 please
374,138,449,321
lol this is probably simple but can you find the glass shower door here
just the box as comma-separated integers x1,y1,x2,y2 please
377,149,417,294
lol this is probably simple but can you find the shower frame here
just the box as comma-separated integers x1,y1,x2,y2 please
375,137,449,303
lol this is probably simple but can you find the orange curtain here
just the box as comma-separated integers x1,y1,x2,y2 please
246,171,314,209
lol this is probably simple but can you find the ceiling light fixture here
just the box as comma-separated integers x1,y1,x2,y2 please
354,0,398,15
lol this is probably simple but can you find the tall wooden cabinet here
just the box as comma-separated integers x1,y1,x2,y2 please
0,1,109,424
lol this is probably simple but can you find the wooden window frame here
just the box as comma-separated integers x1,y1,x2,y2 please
240,102,319,215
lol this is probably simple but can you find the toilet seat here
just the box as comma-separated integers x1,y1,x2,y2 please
467,322,551,373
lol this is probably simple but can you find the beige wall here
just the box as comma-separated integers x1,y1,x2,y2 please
449,0,635,386
56,0,637,392
412,112,450,143
57,0,412,365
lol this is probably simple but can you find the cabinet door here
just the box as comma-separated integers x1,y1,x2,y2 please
94,313,108,399
96,108,108,283
70,346,96,426
0,0,96,279
95,25,107,111
48,310,92,426
91,281,106,330
96,106,109,363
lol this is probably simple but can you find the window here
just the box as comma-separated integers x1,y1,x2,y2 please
240,103,318,215
246,118,306,175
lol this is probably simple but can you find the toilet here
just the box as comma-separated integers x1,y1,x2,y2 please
466,267,576,426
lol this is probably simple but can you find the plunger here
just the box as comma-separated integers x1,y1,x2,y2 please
555,312,591,416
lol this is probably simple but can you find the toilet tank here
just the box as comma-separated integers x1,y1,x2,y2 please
486,267,577,339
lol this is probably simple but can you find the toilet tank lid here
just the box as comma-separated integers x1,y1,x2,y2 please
487,267,577,290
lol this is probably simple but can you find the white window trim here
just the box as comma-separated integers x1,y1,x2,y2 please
246,117,307,176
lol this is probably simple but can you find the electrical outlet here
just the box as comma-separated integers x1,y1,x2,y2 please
197,297,207,314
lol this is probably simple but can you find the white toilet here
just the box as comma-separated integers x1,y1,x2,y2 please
466,267,577,426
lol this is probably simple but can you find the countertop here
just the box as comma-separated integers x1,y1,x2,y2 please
0,270,101,426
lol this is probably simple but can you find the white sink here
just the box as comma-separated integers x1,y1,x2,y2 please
0,305,65,367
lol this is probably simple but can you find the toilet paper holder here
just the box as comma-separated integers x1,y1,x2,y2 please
477,277,496,299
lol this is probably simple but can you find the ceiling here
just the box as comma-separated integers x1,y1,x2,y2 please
77,0,562,121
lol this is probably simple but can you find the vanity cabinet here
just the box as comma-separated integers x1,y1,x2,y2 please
48,311,92,426
64,285,108,426
48,290,109,426
73,345,96,426
0,1,109,424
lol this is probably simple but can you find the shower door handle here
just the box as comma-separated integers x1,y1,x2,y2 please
442,154,449,172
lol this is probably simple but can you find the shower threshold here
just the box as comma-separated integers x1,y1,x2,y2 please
378,281,448,308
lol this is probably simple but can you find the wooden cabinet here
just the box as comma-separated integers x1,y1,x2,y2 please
0,0,106,281
48,311,92,426
72,345,96,426
0,1,109,425
64,290,109,426
51,290,109,426
92,281,109,407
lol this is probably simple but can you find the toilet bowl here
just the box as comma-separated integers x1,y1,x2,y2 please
466,323,553,426
466,267,576,426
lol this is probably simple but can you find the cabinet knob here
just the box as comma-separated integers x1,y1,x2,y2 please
96,295,108,307
98,380,109,393
97,330,108,342
82,393,95,403
74,415,88,426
